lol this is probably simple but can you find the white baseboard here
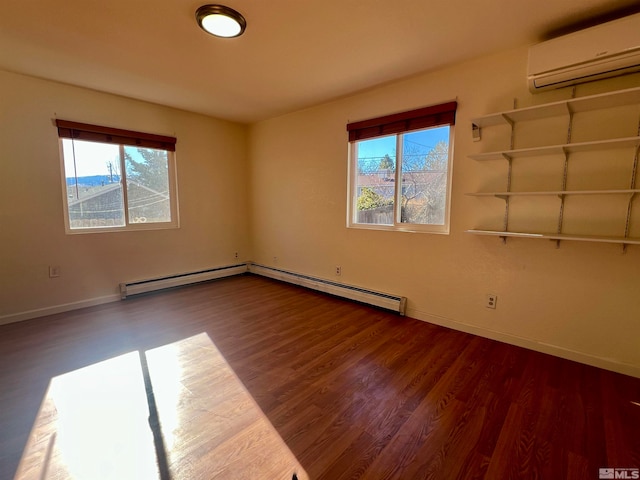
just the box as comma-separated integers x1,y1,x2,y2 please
2,264,249,326
0,294,121,326
248,263,406,314
406,307,640,379
120,263,249,299
3,276,637,378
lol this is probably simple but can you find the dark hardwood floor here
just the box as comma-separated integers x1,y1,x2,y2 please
1,274,639,479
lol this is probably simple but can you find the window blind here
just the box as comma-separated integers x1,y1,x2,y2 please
346,101,457,142
55,119,176,152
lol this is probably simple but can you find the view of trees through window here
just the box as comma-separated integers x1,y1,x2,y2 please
62,139,172,230
353,125,451,227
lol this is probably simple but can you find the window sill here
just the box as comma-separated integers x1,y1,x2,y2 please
347,223,449,235
65,222,180,235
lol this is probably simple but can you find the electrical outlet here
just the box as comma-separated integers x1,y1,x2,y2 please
234,252,239,259
49,265,61,278
486,294,497,309
335,266,341,276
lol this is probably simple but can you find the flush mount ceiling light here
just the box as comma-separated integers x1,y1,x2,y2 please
196,4,246,38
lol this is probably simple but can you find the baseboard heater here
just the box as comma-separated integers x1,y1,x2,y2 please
120,264,249,299
248,263,407,315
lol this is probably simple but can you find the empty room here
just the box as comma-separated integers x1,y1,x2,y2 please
1,1,639,479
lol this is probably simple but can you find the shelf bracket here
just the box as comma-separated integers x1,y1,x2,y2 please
565,107,575,145
622,136,640,253
564,87,577,144
500,155,513,244
499,204,509,245
472,123,481,142
556,149,570,248
502,115,515,150
555,203,565,249
622,191,638,254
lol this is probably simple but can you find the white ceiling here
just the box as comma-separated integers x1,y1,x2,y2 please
0,0,637,124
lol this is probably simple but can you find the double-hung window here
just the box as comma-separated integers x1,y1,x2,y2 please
56,120,179,233
347,101,456,233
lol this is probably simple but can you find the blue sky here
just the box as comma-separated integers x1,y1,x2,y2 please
62,139,154,178
63,139,120,178
358,126,449,163
356,125,450,169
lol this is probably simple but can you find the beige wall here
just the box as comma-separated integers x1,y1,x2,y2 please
0,70,250,321
249,47,640,376
2,48,639,376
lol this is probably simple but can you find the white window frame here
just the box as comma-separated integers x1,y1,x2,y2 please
56,120,179,234
346,105,456,234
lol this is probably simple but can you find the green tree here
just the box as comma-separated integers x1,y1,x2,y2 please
357,187,393,211
423,141,449,171
125,148,169,193
400,140,449,224
379,154,395,172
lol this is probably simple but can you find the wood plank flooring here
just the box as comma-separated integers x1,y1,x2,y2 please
1,274,639,479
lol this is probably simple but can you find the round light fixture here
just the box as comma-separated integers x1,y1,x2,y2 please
196,4,246,38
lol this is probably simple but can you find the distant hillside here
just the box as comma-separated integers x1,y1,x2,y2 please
66,175,120,187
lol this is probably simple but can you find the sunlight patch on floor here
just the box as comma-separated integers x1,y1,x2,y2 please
146,332,308,479
14,333,307,480
15,352,158,479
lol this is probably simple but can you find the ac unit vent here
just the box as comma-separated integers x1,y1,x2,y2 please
528,13,640,92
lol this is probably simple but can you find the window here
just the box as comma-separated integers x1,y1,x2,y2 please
56,120,179,233
347,101,456,233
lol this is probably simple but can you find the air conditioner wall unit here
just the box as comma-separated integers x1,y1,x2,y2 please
528,13,640,92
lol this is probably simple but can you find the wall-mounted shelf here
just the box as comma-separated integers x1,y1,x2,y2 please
471,86,640,129
469,136,640,161
467,87,640,249
466,229,640,245
469,189,640,198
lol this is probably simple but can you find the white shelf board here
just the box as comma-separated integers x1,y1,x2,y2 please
467,189,640,197
469,136,640,161
465,229,640,245
471,86,640,128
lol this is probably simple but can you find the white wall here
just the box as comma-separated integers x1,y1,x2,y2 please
0,70,250,322
249,47,640,376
